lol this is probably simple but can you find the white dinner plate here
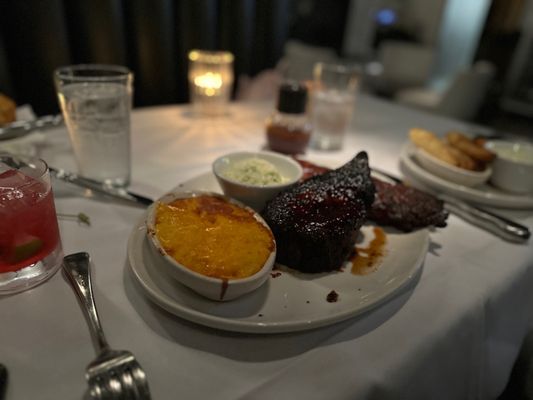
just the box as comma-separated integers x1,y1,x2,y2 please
127,172,429,333
400,143,533,209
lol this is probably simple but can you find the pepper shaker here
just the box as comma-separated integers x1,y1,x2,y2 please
266,81,312,154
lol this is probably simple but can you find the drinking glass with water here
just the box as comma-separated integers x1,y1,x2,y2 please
310,63,359,151
54,65,133,187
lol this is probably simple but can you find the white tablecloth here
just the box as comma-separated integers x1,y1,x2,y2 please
2,95,533,399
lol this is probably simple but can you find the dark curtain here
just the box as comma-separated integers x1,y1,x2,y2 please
0,0,292,115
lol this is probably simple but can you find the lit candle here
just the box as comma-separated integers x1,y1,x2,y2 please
188,50,234,116
194,72,223,97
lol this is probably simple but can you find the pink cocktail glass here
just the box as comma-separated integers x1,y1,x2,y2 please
0,155,63,294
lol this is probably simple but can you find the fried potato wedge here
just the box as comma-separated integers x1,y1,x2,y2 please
409,128,458,167
446,131,496,163
448,146,477,170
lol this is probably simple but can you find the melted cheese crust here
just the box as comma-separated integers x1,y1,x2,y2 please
155,195,274,279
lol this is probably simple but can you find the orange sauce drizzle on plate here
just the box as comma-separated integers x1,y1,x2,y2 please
350,227,387,275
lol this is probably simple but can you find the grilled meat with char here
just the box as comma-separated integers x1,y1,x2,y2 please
262,152,375,273
370,178,448,231
295,158,448,232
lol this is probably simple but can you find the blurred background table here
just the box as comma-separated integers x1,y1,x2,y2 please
1,95,533,399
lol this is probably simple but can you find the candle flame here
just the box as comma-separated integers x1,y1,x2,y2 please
194,72,223,96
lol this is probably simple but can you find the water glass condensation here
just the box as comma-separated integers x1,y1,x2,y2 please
0,155,63,294
55,65,133,187
310,63,359,151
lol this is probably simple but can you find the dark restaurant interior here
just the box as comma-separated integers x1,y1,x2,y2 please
0,0,532,137
1,1,533,399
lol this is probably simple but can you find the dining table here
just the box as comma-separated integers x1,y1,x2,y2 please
1,93,533,400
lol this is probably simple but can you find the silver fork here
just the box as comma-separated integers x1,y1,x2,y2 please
63,252,151,399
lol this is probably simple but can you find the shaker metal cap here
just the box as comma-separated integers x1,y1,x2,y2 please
277,81,308,114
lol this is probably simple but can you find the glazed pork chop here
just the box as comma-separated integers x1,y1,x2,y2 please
262,152,375,273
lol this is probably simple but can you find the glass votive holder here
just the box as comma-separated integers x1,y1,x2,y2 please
188,50,234,116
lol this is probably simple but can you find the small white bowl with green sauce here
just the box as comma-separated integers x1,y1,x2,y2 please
212,151,303,211
485,140,533,194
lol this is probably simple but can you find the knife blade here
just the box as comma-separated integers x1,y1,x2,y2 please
371,167,530,243
0,114,63,141
49,167,154,207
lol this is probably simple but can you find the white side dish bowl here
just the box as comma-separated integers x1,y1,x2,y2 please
212,151,303,211
413,147,492,187
145,191,276,301
485,140,533,194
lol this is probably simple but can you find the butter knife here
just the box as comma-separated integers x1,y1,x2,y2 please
0,114,63,140
372,167,530,243
49,167,154,207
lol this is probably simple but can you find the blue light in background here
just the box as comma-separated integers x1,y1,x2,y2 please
375,8,397,26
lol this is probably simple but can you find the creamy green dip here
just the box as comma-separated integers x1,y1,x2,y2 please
223,158,287,185
492,143,533,165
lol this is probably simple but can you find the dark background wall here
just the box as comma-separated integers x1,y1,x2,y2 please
0,0,349,116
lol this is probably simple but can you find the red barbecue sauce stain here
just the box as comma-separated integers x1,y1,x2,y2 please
220,279,229,300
